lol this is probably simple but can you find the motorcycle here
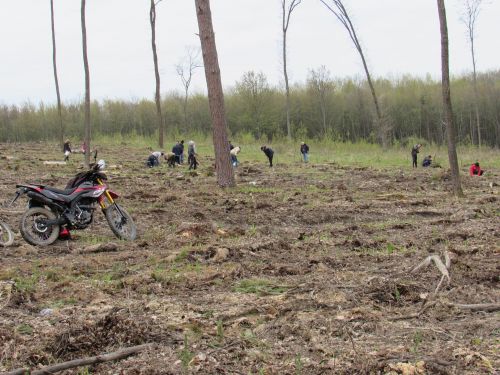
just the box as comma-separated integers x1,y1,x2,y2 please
11,160,136,246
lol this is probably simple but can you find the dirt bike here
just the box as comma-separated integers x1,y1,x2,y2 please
11,160,136,246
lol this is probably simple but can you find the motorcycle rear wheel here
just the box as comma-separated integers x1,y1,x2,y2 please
104,203,136,241
20,207,60,246
0,221,14,247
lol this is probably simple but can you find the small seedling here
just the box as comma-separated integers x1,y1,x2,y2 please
216,319,224,342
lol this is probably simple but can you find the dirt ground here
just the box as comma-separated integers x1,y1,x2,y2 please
0,143,498,374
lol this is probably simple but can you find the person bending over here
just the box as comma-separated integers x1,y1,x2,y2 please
469,162,484,176
260,145,274,167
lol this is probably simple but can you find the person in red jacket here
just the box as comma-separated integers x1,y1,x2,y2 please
469,162,484,176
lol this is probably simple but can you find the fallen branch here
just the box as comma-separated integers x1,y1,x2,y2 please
388,301,437,321
445,302,500,313
3,343,153,375
78,242,119,254
411,251,450,293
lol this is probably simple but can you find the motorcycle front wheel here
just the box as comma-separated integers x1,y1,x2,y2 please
20,207,60,246
104,203,136,241
0,221,14,247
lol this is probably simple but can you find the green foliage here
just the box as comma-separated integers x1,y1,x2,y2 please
233,279,288,296
3,70,500,147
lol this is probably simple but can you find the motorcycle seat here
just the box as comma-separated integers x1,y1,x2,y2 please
44,186,78,195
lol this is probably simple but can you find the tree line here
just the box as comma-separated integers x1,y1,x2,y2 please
1,69,499,147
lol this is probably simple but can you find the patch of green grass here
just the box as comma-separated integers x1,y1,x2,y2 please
237,186,276,194
14,274,39,294
233,279,289,296
295,353,304,375
16,323,33,335
48,297,78,308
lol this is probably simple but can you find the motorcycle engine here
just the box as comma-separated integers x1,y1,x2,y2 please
74,198,94,229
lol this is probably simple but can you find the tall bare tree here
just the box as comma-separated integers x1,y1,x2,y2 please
50,0,64,149
461,0,482,148
282,0,301,141
175,46,202,128
194,0,235,187
150,0,164,148
81,0,91,167
319,0,388,148
437,0,463,197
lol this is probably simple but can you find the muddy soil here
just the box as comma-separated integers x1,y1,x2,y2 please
0,143,498,374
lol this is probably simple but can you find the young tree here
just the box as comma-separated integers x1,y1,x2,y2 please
307,66,334,136
281,0,301,141
461,0,483,148
194,0,235,187
235,71,271,139
50,0,64,149
175,46,202,128
319,0,388,148
437,0,463,197
150,0,164,148
81,0,91,167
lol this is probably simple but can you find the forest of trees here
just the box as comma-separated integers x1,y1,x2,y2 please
1,69,499,148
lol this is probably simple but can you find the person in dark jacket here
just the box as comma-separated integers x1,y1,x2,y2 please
172,142,182,164
411,144,422,168
300,142,309,163
260,146,274,167
63,139,72,161
422,155,432,167
187,141,198,170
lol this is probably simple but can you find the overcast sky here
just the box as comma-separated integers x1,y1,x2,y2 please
1,0,499,106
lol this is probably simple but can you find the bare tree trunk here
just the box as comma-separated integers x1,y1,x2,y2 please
437,0,463,197
50,0,64,150
81,0,91,168
462,0,482,148
319,0,388,148
282,0,301,141
195,0,234,187
150,0,164,148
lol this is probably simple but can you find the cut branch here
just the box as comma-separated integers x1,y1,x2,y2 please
5,344,153,375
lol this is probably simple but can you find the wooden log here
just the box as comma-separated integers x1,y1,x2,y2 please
43,161,67,166
2,343,152,375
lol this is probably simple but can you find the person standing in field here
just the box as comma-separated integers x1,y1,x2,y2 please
187,140,198,170
63,139,72,161
300,142,309,163
172,141,182,164
230,146,241,167
411,144,422,168
260,145,274,167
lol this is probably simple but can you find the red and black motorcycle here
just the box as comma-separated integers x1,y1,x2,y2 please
11,160,136,246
